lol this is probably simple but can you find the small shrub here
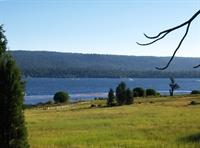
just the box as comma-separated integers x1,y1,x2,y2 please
191,90,200,95
90,104,96,108
190,101,197,105
46,100,54,105
99,97,106,100
146,89,157,96
110,103,117,106
133,87,145,97
53,91,70,103
156,92,161,97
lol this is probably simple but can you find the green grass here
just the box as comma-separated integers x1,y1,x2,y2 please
26,95,200,148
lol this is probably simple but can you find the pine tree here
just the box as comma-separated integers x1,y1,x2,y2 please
0,26,7,54
116,82,126,105
0,25,29,148
107,88,115,106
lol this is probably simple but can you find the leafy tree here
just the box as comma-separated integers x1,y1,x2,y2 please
116,82,126,105
169,78,180,96
0,25,29,147
125,88,134,105
54,91,70,103
107,88,115,106
133,87,145,97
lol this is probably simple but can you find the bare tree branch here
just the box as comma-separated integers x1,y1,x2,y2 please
137,10,200,70
156,22,191,70
193,64,200,68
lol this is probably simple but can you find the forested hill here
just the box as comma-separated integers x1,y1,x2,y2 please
11,50,200,78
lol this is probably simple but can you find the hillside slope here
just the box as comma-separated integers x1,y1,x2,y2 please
11,50,200,78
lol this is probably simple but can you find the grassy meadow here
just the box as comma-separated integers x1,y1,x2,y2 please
26,95,200,148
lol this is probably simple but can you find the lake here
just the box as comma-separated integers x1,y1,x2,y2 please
24,78,200,104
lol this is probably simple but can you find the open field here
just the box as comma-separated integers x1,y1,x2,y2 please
26,95,200,148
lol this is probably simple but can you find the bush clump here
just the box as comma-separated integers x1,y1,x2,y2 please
191,90,200,95
146,89,157,96
53,91,70,103
133,87,145,97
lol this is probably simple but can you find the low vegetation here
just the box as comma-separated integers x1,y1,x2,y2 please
26,95,200,148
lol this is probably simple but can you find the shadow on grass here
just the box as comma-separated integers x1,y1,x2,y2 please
180,133,200,143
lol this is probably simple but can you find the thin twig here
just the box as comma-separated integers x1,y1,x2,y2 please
136,32,169,46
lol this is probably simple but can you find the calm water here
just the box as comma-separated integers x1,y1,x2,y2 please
24,78,200,104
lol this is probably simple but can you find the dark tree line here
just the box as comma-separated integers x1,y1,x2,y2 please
11,51,200,78
107,82,161,106
22,69,200,78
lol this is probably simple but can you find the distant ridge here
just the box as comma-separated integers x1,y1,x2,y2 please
10,50,200,78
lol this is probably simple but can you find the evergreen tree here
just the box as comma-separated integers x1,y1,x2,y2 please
0,25,29,148
125,88,134,105
0,26,7,54
107,88,115,106
116,82,126,105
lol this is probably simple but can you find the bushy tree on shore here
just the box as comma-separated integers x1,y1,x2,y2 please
54,91,70,103
191,90,200,95
146,89,157,96
0,25,29,148
133,87,145,97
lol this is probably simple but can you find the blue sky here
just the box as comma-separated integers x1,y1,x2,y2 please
0,0,199,57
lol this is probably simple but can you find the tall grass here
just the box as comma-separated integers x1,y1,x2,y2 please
26,95,200,148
